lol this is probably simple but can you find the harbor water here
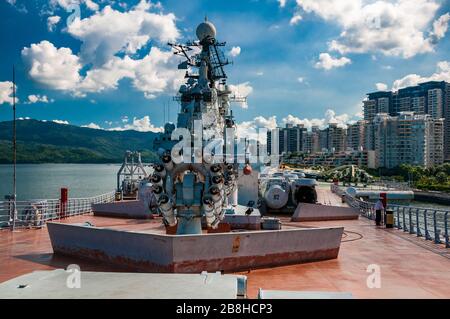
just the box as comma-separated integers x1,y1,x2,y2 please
0,164,121,200
0,164,449,210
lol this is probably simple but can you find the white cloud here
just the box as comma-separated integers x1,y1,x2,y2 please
429,12,450,42
375,82,388,91
314,53,351,70
121,116,129,123
278,0,287,8
289,14,302,26
67,3,179,66
22,41,183,98
82,122,102,129
297,76,305,83
392,60,450,90
228,46,241,57
22,2,184,99
47,15,61,32
0,81,18,105
109,116,163,132
25,94,53,104
282,109,351,129
22,41,82,91
295,0,450,58
228,82,253,109
256,71,264,76
50,0,99,12
53,119,69,125
236,116,277,142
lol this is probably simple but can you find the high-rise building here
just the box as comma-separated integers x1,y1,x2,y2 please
363,91,393,122
346,120,367,151
373,112,444,168
319,123,347,153
267,124,307,155
364,81,450,160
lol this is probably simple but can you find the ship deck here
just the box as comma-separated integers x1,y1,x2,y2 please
1,186,449,299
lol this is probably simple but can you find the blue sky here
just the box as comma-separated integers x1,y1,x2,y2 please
0,0,449,132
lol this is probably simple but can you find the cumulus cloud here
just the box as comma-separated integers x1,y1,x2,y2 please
22,41,183,98
314,53,351,70
47,16,61,32
392,60,450,90
278,0,287,8
295,0,450,58
236,116,278,143
228,46,241,57
0,81,18,105
82,122,102,129
53,119,69,125
22,41,82,91
109,116,163,132
429,12,450,42
282,109,351,129
375,82,388,91
22,3,184,99
289,14,302,26
50,0,99,12
25,95,53,104
228,82,253,109
67,2,179,66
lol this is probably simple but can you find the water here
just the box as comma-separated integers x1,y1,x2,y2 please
409,200,450,211
0,164,120,200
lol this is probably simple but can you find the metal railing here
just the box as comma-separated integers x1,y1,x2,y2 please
331,184,449,248
0,191,115,230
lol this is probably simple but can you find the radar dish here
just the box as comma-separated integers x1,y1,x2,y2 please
196,21,217,41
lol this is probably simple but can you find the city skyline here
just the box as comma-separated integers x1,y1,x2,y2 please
0,0,450,134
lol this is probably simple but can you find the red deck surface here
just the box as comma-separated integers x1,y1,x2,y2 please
1,186,449,299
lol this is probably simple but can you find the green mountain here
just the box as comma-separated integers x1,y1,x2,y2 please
0,119,160,163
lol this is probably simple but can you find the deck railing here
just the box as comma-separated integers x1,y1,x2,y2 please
0,191,115,230
331,184,450,248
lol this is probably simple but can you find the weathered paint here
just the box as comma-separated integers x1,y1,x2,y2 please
47,222,344,273
92,200,152,219
291,203,359,222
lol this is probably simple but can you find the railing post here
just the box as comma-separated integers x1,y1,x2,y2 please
424,210,431,240
416,209,422,237
402,207,407,232
433,210,441,244
397,207,401,229
409,208,414,234
445,212,449,248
